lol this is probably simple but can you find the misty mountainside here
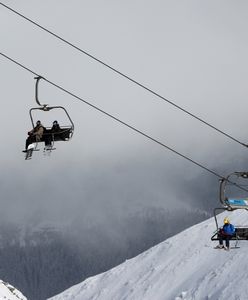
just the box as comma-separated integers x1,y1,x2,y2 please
0,206,208,300
49,209,248,300
0,279,26,300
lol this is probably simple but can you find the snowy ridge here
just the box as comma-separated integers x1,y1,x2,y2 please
49,210,248,300
0,280,27,300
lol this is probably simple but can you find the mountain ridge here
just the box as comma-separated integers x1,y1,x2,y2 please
49,209,248,300
0,280,27,300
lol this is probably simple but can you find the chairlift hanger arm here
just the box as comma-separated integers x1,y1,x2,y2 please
35,76,48,107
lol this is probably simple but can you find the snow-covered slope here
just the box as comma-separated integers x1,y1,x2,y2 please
49,210,248,300
0,280,26,300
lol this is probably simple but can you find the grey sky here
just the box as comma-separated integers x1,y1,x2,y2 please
1,0,248,224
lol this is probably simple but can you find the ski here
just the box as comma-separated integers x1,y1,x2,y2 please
22,144,39,160
23,148,33,160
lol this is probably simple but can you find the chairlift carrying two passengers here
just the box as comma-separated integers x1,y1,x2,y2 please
211,172,248,243
24,76,74,159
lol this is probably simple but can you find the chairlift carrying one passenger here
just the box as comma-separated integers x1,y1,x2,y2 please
211,172,248,243
24,76,74,159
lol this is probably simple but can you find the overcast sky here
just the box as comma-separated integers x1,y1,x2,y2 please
1,0,248,225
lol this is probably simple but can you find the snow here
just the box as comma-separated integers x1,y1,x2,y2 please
48,210,248,300
0,280,27,300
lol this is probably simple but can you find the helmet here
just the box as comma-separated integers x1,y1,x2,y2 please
53,120,58,125
224,217,230,224
36,120,41,125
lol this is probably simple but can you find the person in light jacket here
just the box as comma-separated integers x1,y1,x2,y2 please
25,120,44,150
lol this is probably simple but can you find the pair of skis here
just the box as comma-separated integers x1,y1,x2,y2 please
214,245,239,250
214,245,230,251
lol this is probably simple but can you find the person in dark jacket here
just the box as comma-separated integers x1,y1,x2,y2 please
25,120,44,150
44,120,63,149
51,120,61,132
51,120,67,140
217,217,235,250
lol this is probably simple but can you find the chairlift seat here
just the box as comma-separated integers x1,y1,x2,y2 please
211,227,248,241
42,127,72,142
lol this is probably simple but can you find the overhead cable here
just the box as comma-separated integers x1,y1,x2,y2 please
0,2,247,149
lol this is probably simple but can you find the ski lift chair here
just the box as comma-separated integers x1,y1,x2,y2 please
28,76,74,151
211,172,248,245
29,106,74,148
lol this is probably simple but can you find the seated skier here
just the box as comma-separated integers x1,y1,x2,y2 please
25,120,44,150
44,120,62,150
216,217,236,250
51,120,61,132
51,120,67,140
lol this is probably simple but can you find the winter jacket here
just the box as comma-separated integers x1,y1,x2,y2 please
29,125,44,142
222,223,235,236
51,124,61,132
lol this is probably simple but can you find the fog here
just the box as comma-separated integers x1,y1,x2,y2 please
1,0,248,226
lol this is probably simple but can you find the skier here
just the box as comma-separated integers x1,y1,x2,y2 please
25,120,44,150
216,217,236,250
44,120,61,149
51,120,67,141
51,120,61,132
